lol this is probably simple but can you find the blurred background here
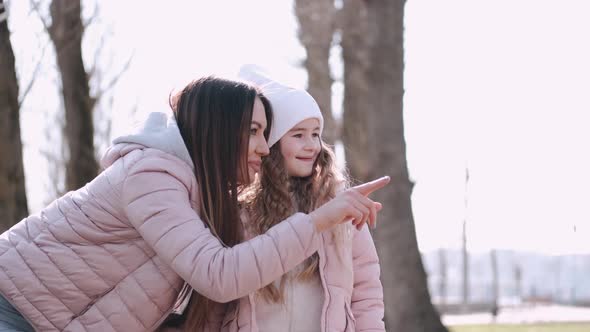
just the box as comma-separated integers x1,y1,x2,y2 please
1,0,589,331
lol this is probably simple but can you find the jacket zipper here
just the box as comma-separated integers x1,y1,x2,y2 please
318,234,329,332
73,285,116,319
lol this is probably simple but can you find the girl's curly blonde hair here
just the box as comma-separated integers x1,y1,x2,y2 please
241,139,348,303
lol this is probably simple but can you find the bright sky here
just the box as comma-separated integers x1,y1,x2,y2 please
8,0,590,255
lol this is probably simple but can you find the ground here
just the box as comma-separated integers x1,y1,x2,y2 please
450,323,590,332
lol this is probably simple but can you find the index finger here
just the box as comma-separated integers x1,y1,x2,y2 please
352,176,391,197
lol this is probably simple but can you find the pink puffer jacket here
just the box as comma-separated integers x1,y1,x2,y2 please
0,113,321,332
222,223,385,332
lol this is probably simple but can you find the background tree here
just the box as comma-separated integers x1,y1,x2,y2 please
47,0,98,191
342,0,449,330
514,264,522,301
30,0,130,197
439,248,448,307
294,0,338,144
0,0,28,230
462,167,470,311
340,0,371,182
491,249,500,319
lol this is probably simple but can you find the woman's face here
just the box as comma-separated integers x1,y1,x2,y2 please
243,97,270,184
279,118,321,178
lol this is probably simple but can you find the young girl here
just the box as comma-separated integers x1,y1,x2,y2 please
0,76,388,332
222,65,385,331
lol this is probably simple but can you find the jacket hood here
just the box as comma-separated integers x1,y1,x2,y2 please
101,112,194,169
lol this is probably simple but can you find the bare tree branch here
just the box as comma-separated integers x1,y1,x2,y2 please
82,1,99,31
93,53,133,103
87,30,108,81
29,0,51,34
18,39,50,108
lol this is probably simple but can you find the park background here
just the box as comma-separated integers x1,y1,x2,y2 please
2,0,589,331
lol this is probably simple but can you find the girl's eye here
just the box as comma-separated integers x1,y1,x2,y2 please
293,134,303,138
312,133,320,138
250,128,258,135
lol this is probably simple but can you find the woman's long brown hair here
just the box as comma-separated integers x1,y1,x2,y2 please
170,76,272,330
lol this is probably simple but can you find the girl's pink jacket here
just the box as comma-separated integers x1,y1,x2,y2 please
220,222,385,332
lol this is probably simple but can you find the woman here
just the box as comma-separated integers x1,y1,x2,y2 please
0,76,388,332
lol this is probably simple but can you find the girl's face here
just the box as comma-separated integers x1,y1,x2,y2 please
244,97,270,184
279,118,321,177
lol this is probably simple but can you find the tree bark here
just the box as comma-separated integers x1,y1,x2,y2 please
49,0,98,191
345,0,449,330
294,0,338,144
341,0,370,182
0,0,29,230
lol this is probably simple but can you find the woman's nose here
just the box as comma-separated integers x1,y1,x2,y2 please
258,138,270,156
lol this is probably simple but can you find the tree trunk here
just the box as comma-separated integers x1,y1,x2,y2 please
341,0,371,182
0,0,29,230
462,168,470,311
438,248,447,307
359,0,448,330
513,264,522,301
49,0,98,191
491,249,499,316
294,0,338,144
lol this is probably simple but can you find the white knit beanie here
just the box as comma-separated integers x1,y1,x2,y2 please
237,64,324,148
